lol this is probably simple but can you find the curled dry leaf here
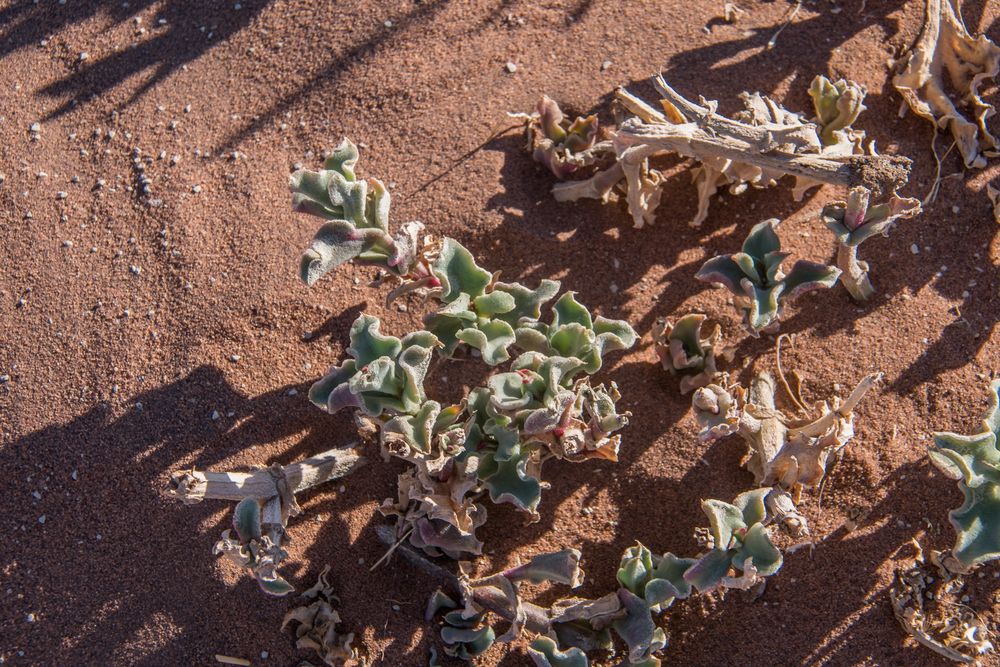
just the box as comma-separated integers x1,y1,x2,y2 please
282,566,368,667
890,563,994,663
692,370,880,535
893,0,1000,169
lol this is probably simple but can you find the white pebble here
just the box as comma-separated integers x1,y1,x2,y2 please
30,122,41,133
71,470,78,480
910,244,919,254
229,354,240,362
62,240,73,248
211,410,220,421
37,515,46,524
505,61,517,73
78,52,89,62
129,265,142,275
191,184,201,193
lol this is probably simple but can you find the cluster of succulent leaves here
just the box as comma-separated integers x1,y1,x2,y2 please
294,140,636,559
651,313,723,394
213,497,294,596
527,95,604,179
695,219,841,335
290,138,430,287
807,75,867,147
928,379,1000,570
424,491,784,666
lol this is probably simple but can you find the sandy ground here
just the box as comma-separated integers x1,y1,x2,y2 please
1,0,999,665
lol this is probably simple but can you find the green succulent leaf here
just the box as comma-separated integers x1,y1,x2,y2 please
682,548,733,593
433,239,492,303
323,137,360,180
474,291,517,317
734,487,770,528
493,279,561,326
617,543,655,595
612,588,667,665
348,315,402,366
528,637,590,667
949,481,1000,568
256,575,295,596
552,292,593,329
929,381,1000,569
441,625,495,659
741,219,782,261
781,260,841,302
299,221,389,286
732,523,783,576
457,319,517,365
701,498,747,549
695,255,745,293
233,497,262,544
479,426,542,514
425,589,458,622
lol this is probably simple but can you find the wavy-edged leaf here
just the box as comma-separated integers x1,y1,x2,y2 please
299,221,387,286
733,523,783,576
612,588,666,665
949,481,1000,568
323,137,360,180
493,279,561,326
741,218,782,259
528,637,589,667
695,255,745,293
552,292,593,329
347,315,402,366
701,498,745,548
457,319,516,366
782,260,841,302
734,487,770,528
474,291,516,317
433,239,491,302
683,548,732,594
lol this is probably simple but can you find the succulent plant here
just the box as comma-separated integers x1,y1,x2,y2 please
821,187,921,300
651,314,723,393
214,497,294,596
695,219,841,335
514,292,638,373
683,488,783,593
522,96,607,179
290,138,429,286
423,238,562,365
808,75,867,147
928,379,1000,571
431,591,497,662
616,543,696,613
308,315,438,417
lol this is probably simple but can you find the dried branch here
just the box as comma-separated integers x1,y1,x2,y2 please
166,446,366,504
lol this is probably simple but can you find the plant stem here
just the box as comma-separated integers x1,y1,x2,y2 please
166,446,366,504
836,242,875,301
